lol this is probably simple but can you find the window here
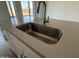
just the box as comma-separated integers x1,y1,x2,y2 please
6,1,18,25
6,1,33,25
21,1,33,23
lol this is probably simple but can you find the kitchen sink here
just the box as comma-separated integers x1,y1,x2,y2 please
16,22,63,44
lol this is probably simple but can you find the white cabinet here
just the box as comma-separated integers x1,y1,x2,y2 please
7,32,41,58
0,26,41,58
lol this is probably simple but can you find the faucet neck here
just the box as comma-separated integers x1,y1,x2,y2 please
37,1,46,25
37,1,46,13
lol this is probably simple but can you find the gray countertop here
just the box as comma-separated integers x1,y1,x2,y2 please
0,19,79,57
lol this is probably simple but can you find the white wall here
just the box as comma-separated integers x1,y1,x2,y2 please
46,1,79,22
0,2,11,23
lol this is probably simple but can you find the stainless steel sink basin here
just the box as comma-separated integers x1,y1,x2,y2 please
16,22,63,44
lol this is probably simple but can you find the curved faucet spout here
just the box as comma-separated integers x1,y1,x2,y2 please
37,1,46,25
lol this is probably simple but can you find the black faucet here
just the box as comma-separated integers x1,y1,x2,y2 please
37,1,48,25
